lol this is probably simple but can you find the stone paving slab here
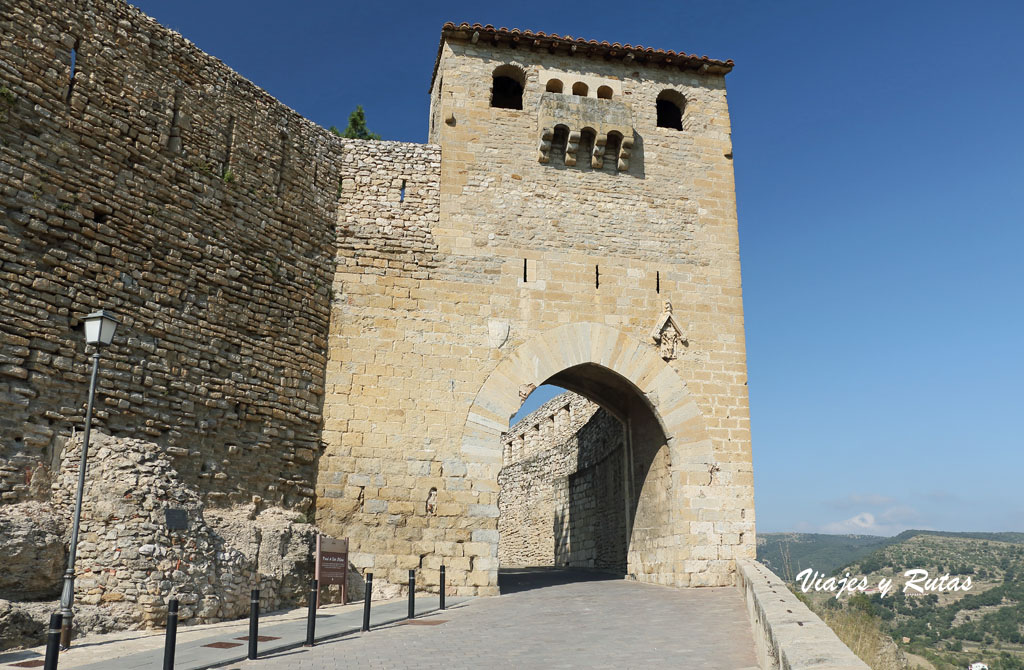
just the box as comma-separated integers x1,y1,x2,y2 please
228,572,758,670
0,595,465,670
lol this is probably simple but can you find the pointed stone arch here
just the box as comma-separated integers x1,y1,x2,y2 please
461,322,736,589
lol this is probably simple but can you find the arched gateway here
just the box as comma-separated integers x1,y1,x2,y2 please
466,322,726,588
317,24,754,596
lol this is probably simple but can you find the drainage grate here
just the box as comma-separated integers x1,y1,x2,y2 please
400,619,448,626
234,635,280,641
10,661,45,668
202,641,243,648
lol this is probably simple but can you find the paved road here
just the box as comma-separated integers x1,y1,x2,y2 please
229,569,759,670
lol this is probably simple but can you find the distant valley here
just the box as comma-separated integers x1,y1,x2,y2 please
758,531,1024,670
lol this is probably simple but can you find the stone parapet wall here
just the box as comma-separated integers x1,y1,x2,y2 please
0,0,348,508
736,559,870,670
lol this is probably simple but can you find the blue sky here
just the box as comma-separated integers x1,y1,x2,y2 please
132,1,1024,536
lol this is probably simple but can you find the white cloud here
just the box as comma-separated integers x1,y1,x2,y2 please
820,506,926,536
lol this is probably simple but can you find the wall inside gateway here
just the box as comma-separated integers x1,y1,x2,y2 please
499,392,628,571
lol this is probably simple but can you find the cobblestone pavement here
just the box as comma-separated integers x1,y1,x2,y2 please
230,569,759,670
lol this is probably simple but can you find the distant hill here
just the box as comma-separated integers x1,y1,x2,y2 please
758,531,1024,580
766,531,1024,670
757,532,894,578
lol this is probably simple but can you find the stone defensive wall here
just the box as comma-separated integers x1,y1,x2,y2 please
0,0,437,635
0,0,429,511
3,0,755,608
499,391,627,570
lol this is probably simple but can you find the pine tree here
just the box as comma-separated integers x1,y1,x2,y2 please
335,105,381,140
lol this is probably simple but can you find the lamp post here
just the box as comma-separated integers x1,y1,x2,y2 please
59,309,119,649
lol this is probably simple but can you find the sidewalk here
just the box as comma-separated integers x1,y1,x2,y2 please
0,595,469,670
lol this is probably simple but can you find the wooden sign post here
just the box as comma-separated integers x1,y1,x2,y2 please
314,535,348,606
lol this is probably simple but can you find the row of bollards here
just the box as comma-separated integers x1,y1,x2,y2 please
44,567,448,668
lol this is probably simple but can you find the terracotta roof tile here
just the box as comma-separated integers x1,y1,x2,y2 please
431,23,733,90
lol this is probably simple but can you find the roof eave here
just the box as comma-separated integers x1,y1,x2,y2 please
430,22,734,92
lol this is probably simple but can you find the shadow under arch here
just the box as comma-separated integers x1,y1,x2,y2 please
463,322,715,589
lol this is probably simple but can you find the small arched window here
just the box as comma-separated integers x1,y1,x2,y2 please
656,90,686,130
571,82,588,97
491,64,526,110
597,85,613,100
546,78,563,93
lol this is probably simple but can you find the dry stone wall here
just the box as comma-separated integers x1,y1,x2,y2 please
0,0,343,509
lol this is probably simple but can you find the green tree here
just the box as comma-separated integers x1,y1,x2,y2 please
332,105,381,140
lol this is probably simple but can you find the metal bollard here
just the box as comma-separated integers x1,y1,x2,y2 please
43,612,62,670
361,573,373,632
304,579,318,647
408,569,415,619
163,599,179,670
439,565,446,610
248,589,260,660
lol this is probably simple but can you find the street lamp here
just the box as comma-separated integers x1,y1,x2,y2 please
59,309,119,649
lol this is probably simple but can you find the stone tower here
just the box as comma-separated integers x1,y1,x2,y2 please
319,24,755,595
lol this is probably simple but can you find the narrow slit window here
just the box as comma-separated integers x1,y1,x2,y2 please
603,132,622,173
523,258,528,282
400,179,406,202
578,129,596,169
595,265,600,289
550,125,569,166
656,271,660,293
66,40,79,104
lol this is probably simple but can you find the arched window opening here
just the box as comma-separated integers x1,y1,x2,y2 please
603,131,623,173
491,64,526,110
571,82,588,97
597,85,613,100
550,125,569,166
545,78,563,93
656,90,686,130
578,128,596,169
